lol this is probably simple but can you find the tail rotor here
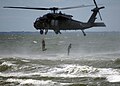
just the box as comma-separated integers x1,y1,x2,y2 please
93,0,105,20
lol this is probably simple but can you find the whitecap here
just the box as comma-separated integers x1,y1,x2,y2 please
38,64,120,81
6,78,62,86
21,59,30,62
1,61,15,66
107,75,120,82
1,64,120,83
37,64,99,78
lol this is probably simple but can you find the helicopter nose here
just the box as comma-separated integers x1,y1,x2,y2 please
34,20,44,30
34,21,40,30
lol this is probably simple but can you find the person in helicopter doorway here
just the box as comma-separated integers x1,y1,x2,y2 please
42,39,47,51
67,43,72,56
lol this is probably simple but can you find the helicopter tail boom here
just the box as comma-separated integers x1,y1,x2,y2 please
93,22,106,27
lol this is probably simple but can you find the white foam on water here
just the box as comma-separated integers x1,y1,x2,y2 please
98,68,120,82
0,72,40,78
1,61,15,66
6,78,67,86
21,59,30,62
39,64,99,78
1,64,120,83
39,64,120,82
107,75,120,82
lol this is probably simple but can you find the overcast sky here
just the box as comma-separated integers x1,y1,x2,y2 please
0,0,120,32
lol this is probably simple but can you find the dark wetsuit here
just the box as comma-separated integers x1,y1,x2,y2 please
68,43,72,56
42,39,46,51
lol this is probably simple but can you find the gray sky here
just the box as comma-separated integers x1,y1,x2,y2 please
0,0,120,32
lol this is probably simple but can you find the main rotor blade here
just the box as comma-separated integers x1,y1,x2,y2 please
4,6,50,10
59,5,94,10
4,4,94,11
93,0,98,8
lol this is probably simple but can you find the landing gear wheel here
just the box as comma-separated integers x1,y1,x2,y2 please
40,30,44,35
45,29,48,35
82,30,86,36
55,31,59,34
55,30,61,34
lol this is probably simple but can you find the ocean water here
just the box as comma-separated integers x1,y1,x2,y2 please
0,32,120,86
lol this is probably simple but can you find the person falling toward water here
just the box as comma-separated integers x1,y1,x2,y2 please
42,39,47,51
67,43,72,56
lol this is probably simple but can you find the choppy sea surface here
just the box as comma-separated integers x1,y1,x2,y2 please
0,32,120,86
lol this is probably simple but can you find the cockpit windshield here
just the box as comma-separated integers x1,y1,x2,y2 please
36,17,41,21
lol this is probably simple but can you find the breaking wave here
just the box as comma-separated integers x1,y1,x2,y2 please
6,79,64,86
0,57,120,86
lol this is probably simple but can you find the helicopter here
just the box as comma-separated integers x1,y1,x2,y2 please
4,0,106,36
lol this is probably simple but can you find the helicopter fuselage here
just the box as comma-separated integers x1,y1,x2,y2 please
34,13,92,34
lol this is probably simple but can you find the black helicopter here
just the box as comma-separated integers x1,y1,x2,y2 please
4,0,106,36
